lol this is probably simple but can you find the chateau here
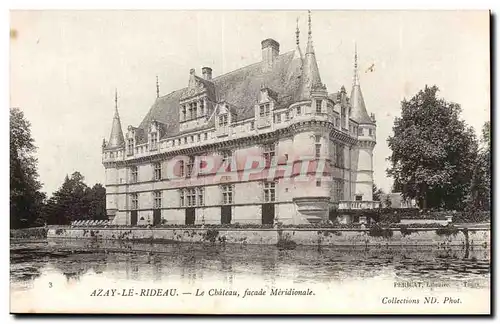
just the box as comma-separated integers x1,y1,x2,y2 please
102,13,378,226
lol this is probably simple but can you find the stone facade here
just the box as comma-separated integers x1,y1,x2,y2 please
102,13,377,226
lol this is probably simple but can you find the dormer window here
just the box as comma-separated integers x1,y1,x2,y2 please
150,132,158,151
259,103,270,117
219,114,228,127
316,100,322,113
181,105,186,121
127,138,134,156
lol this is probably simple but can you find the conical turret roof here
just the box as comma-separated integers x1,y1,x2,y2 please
106,89,125,149
350,45,373,124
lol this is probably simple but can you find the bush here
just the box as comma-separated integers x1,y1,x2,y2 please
435,224,460,236
368,224,393,238
399,225,415,237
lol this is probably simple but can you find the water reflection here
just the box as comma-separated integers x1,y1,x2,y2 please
11,239,490,289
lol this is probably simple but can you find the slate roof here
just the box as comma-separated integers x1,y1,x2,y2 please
136,50,303,144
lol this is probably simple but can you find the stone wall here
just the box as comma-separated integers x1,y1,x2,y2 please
47,226,490,247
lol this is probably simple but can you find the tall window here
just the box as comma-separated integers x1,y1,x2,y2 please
130,166,138,183
131,193,138,210
127,138,134,155
181,105,186,121
153,191,162,209
199,99,205,116
197,187,205,206
186,156,195,177
154,162,162,181
263,143,276,165
179,160,185,177
221,150,232,171
337,180,344,201
369,128,374,137
315,135,321,158
250,121,255,130
316,100,322,113
341,107,347,128
221,184,234,204
263,182,276,202
335,144,345,168
179,189,185,207
197,134,201,142
150,132,158,150
259,103,270,117
274,113,281,123
296,106,302,115
285,111,290,120
188,103,193,119
219,114,228,127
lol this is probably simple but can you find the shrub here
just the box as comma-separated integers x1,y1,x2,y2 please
399,225,415,237
368,224,393,238
203,229,219,242
435,224,460,236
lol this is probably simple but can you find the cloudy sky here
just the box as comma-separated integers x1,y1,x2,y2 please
10,10,490,195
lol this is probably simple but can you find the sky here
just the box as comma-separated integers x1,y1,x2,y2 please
10,10,490,196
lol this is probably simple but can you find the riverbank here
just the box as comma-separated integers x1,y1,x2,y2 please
45,225,490,247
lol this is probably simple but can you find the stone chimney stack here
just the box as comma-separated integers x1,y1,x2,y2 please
202,67,213,80
261,38,280,72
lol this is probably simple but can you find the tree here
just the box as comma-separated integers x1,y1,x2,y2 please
372,183,384,201
469,121,491,210
10,107,46,228
387,85,478,210
42,172,107,225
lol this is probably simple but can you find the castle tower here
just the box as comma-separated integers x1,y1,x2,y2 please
350,45,376,203
102,89,125,222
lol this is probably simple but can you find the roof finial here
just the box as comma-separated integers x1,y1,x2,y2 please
353,42,360,86
306,10,314,54
114,88,118,112
156,75,159,98
296,17,300,46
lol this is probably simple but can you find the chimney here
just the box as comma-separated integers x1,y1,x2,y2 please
202,67,212,80
261,38,280,72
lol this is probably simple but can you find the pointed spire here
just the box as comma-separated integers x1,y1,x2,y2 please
295,17,300,46
156,75,160,98
306,10,314,54
106,88,125,149
296,10,325,101
353,42,360,86
350,44,372,124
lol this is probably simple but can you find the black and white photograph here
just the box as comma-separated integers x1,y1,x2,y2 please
9,9,491,314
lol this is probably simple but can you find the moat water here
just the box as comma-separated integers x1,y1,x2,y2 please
10,239,491,314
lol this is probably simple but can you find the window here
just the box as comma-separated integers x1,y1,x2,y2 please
315,135,321,158
250,121,255,130
190,136,194,142
221,150,232,170
274,113,281,123
296,106,301,115
153,191,162,209
219,114,228,127
186,188,196,206
355,195,363,201
186,156,195,177
335,143,345,168
197,187,205,206
179,160,185,177
285,111,290,120
150,132,158,150
221,185,233,204
337,180,344,201
263,182,276,202
188,103,193,119
179,189,185,207
184,137,187,144
316,179,321,187
193,101,198,118
259,103,270,117
316,100,322,113
263,143,276,165
369,129,374,137
197,134,201,142
199,100,205,116
341,107,347,128
130,166,138,183
131,193,138,210
204,133,208,140
127,138,134,155
171,140,175,147
154,162,162,181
